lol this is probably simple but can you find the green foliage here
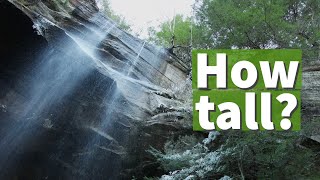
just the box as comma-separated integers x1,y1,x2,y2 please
148,131,320,179
195,0,320,63
148,0,320,64
148,15,191,47
101,0,131,31
222,131,319,179
148,133,233,179
147,15,206,68
148,14,206,49
148,135,201,171
145,0,320,179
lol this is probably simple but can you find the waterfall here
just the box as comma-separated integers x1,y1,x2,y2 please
0,37,93,171
1,1,189,178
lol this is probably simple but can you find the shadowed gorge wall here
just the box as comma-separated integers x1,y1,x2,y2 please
0,3,121,178
0,1,50,178
0,0,47,92
0,0,191,179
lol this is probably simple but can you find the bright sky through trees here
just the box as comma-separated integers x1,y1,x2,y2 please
107,0,194,37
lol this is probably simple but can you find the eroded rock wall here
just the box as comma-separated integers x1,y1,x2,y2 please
0,0,191,179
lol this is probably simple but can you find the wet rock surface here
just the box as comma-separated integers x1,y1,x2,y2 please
0,0,191,179
1,0,319,179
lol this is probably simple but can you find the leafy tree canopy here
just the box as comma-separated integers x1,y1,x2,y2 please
149,0,320,63
101,0,131,31
195,0,320,61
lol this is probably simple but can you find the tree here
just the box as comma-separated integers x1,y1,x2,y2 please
148,15,206,69
195,0,320,63
101,0,131,31
148,14,207,48
148,15,192,47
146,1,320,179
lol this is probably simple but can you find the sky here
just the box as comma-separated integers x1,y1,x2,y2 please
106,0,194,38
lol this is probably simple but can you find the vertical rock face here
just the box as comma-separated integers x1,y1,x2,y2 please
0,0,191,179
1,1,320,179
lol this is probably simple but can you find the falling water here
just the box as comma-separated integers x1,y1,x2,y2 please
0,43,91,171
0,13,118,175
126,41,146,76
0,2,175,176
69,10,175,178
64,13,150,176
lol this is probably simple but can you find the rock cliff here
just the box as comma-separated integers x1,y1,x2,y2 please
1,0,319,179
0,0,191,179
